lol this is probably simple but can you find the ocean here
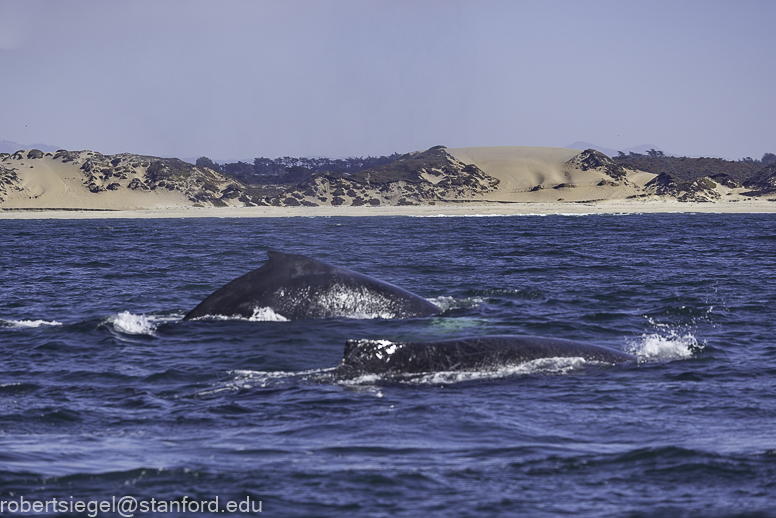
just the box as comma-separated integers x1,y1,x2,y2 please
1,213,775,517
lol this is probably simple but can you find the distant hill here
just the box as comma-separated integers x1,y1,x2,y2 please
566,142,666,158
0,140,60,154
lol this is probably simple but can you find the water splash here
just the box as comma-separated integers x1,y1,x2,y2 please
249,307,289,322
624,329,703,360
109,311,158,335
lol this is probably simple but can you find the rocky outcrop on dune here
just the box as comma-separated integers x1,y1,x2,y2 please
0,164,20,202
0,149,263,207
613,153,761,185
644,172,722,202
707,173,741,189
56,150,263,206
565,149,627,180
633,159,776,202
742,162,776,196
268,146,499,207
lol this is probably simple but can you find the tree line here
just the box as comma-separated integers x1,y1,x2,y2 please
195,154,402,186
616,149,775,165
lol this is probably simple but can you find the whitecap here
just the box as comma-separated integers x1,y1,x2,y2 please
1,319,63,329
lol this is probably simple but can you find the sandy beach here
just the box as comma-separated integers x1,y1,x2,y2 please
2,199,776,219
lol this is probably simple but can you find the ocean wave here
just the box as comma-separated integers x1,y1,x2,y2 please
0,318,63,329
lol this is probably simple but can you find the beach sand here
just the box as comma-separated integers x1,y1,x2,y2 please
2,199,775,219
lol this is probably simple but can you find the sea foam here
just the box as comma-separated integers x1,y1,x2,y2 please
337,356,591,386
249,307,289,322
1,319,63,329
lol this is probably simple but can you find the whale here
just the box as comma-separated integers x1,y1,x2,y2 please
183,251,441,321
335,335,636,377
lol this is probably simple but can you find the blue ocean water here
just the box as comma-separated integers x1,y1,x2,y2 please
1,213,775,517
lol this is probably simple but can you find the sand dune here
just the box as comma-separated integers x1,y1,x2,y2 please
446,146,651,203
0,149,257,210
448,146,583,192
2,145,774,218
1,154,190,209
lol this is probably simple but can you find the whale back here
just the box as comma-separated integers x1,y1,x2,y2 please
338,335,636,376
183,251,441,320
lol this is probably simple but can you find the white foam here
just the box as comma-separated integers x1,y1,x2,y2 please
417,357,590,384
339,356,591,386
345,311,397,319
249,307,289,322
624,330,702,360
110,311,158,335
194,367,336,396
2,319,62,329
189,307,289,322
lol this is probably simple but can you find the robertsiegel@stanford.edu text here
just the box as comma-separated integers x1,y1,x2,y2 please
0,495,262,516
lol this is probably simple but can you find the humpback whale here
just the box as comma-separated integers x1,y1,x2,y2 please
335,335,636,377
183,251,441,321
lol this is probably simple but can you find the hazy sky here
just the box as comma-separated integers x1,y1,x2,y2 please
1,0,773,160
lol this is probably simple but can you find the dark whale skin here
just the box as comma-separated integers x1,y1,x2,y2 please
183,251,441,321
336,335,636,377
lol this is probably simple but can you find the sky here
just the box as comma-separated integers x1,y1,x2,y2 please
1,0,774,161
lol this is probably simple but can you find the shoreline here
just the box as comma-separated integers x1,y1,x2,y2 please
2,200,776,219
